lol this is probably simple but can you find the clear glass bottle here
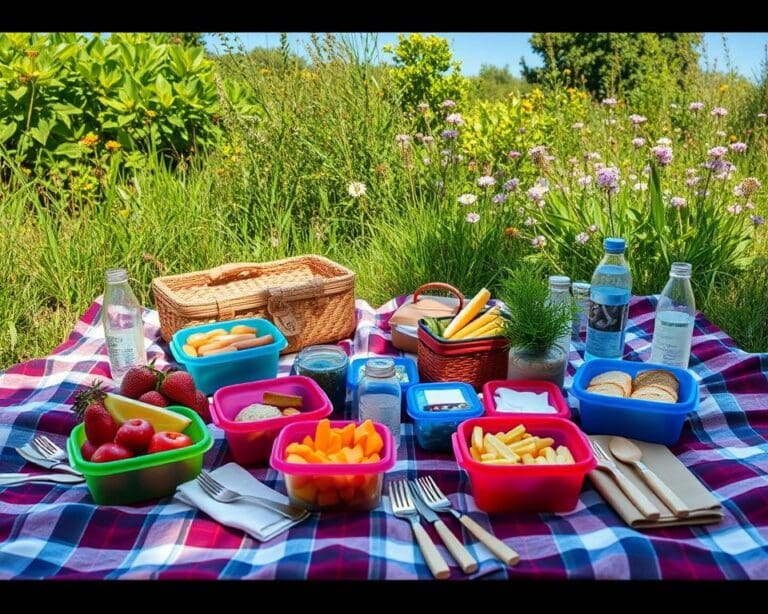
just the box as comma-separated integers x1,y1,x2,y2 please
547,275,572,380
650,262,696,368
103,268,146,386
585,238,633,361
358,358,401,448
571,281,591,342
293,345,349,418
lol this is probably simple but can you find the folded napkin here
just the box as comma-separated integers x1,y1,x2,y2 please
175,463,307,542
588,435,723,530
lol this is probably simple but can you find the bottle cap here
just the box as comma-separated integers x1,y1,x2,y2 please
572,281,591,296
105,268,128,283
604,237,626,253
364,358,396,378
548,275,571,291
670,262,692,278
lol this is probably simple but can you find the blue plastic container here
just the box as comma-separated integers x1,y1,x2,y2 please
170,317,288,395
570,358,699,445
348,356,418,417
406,382,484,451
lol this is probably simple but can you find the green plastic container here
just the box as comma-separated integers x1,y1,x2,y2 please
67,406,213,505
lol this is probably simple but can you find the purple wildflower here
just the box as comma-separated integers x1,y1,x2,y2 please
632,137,646,148
670,197,687,208
759,113,767,119
572,122,584,129
527,185,548,203
730,142,747,153
395,134,411,144
751,214,765,226
575,232,589,245
652,145,674,166
417,102,430,113
596,166,620,193
577,175,592,188
688,102,705,111
421,135,434,145
727,203,743,215
457,193,477,206
588,224,599,233
466,212,480,223
531,235,547,248
441,129,459,140
708,146,728,159
711,107,728,117
503,178,520,192
445,113,465,126
492,193,507,204
629,114,647,125
602,97,617,107
524,217,537,226
477,175,496,188
440,100,456,109
508,150,522,159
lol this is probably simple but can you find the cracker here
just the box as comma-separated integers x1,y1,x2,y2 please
630,387,676,403
634,369,679,391
587,382,627,398
588,370,632,397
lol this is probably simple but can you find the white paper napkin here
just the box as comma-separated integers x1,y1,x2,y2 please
175,463,307,542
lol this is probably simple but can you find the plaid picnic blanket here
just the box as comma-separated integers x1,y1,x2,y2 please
0,295,767,580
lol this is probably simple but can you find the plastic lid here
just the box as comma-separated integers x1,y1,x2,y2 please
407,382,484,421
364,358,396,378
295,345,348,371
548,275,571,291
604,237,626,253
670,262,692,278
572,281,591,296
105,268,128,283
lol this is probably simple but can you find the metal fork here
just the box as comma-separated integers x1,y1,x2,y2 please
388,479,450,579
21,436,82,476
590,439,661,520
33,435,68,461
196,471,309,522
414,476,520,567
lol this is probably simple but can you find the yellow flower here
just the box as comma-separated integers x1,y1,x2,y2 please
720,84,729,94
563,68,571,76
145,110,157,119
118,208,130,218
729,134,738,143
504,226,520,239
521,100,533,113
105,140,121,152
260,68,270,76
25,49,39,58
21,166,31,176
79,132,99,148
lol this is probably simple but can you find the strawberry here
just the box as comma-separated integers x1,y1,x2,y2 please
159,370,197,407
84,401,118,446
72,381,107,421
138,390,170,407
192,390,211,423
120,362,160,400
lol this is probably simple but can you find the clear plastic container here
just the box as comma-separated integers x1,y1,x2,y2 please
452,416,595,513
67,405,212,505
481,380,571,419
570,358,699,445
170,317,288,395
211,375,333,466
650,262,696,368
406,382,484,451
103,268,147,386
585,238,632,362
270,420,395,512
358,358,402,448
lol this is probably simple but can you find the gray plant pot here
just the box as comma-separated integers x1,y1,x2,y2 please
506,345,566,389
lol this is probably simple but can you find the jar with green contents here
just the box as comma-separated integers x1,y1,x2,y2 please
293,345,349,417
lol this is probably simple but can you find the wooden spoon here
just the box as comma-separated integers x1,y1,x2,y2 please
609,436,691,518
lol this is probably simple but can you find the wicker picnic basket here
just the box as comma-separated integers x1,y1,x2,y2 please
417,316,509,390
151,255,356,354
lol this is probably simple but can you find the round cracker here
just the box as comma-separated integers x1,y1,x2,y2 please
630,387,676,403
634,369,679,391
588,371,633,396
587,382,627,398
637,382,678,400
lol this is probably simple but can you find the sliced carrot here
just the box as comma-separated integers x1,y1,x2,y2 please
354,419,376,445
315,419,331,451
308,449,330,464
364,432,384,456
343,444,364,464
327,431,342,454
339,423,355,448
328,451,345,464
302,435,315,449
286,453,308,464
363,452,380,463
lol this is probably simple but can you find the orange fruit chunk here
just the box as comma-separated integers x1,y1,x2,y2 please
314,419,331,451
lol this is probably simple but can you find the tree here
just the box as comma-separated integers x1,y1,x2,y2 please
162,33,205,47
471,64,530,101
522,33,702,99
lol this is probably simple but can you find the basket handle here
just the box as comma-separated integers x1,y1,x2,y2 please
413,283,464,311
207,263,263,285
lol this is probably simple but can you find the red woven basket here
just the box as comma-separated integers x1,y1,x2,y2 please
417,317,509,390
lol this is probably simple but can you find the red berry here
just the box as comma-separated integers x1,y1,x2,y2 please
147,431,193,454
192,390,211,423
120,365,159,400
160,371,197,407
81,440,98,461
83,401,118,446
114,419,155,454
138,390,169,407
91,443,133,463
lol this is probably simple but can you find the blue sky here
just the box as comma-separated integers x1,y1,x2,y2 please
204,33,768,80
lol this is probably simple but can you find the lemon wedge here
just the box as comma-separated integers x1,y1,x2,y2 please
104,393,192,432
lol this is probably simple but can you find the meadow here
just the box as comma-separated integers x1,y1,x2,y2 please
1,32,766,369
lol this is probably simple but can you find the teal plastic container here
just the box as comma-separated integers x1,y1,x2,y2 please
406,382,484,451
67,406,213,505
170,317,288,395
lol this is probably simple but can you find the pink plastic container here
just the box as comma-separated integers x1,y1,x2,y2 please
270,420,395,512
211,375,332,466
452,416,595,514
481,380,571,419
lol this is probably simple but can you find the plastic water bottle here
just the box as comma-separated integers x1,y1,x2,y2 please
650,262,695,368
103,268,146,385
358,358,401,448
585,238,632,362
548,275,572,378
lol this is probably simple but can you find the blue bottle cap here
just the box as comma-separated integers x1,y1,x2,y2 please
604,237,626,253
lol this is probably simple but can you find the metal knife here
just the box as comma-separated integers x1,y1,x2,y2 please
0,473,85,486
16,446,83,476
408,481,478,574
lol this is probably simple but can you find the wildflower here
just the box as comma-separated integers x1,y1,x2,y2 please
714,162,736,181
504,227,520,238
585,151,601,162
602,97,617,107
531,235,547,248
445,113,465,126
347,181,367,198
524,217,537,226
729,134,738,143
575,232,589,245
503,178,520,192
563,68,571,75
656,137,672,146
145,109,157,118
642,164,652,176
577,175,592,188
568,157,579,166
746,202,755,210
270,236,280,247
670,197,687,208
417,102,430,113
527,185,548,203
711,106,728,117
588,224,599,233
421,135,434,145
105,140,121,152
689,102,705,111
466,212,480,223
751,214,765,226
605,118,617,126
652,145,674,166
596,166,620,193
737,177,761,198
572,122,584,129
670,103,680,109
629,114,647,125
440,100,456,109
477,175,496,188
508,150,522,159
422,157,431,165
457,193,477,206
441,129,459,140
758,113,767,119
518,127,526,134
492,193,507,204
708,146,728,159
632,137,646,148
730,142,747,153
528,145,549,166
720,84,729,94
79,132,99,148
395,134,411,144
517,207,525,215
686,176,701,187
727,204,743,215
521,100,533,113
632,182,648,192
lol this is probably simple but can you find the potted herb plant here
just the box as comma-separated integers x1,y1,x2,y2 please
497,268,574,388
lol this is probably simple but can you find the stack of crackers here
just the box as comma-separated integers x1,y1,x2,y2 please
586,369,679,403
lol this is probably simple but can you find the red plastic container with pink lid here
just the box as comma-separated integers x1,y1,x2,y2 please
211,375,332,466
452,416,595,513
481,380,571,419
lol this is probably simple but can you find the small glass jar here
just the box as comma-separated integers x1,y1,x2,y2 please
358,358,402,448
294,345,349,417
571,281,591,342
